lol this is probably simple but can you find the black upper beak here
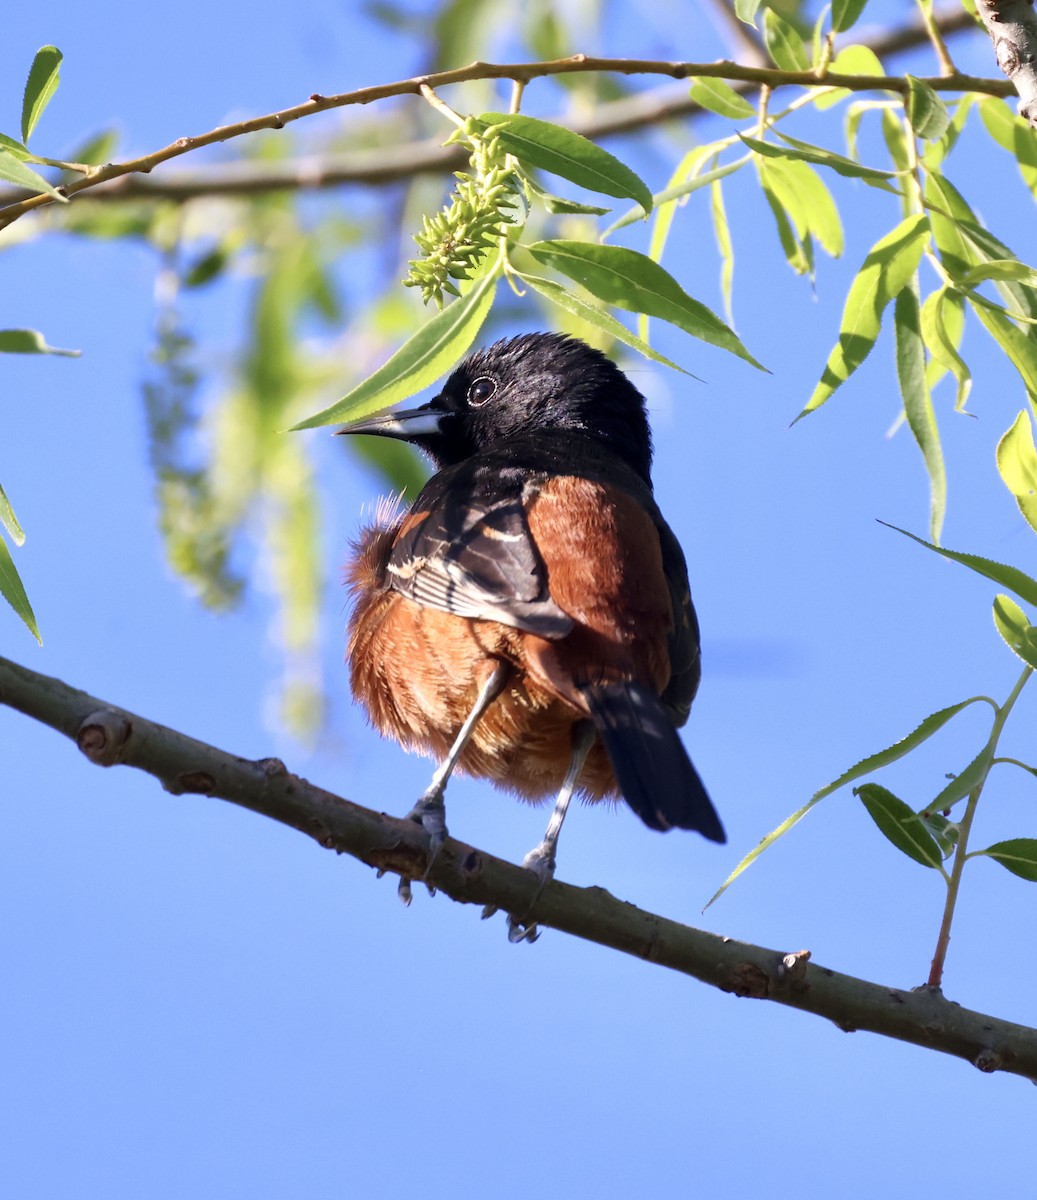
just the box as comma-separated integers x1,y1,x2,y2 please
335,400,446,442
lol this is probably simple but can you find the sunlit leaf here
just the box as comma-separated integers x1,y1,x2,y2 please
21,45,62,143
978,96,1037,197
969,300,1037,400
480,113,652,214
905,75,951,141
703,694,991,907
742,131,898,184
526,240,766,369
997,411,1037,534
690,78,755,119
756,155,843,257
605,158,747,236
992,593,1037,669
961,260,1037,287
895,285,945,543
0,328,79,356
856,783,943,868
735,0,763,26
292,268,498,429
518,271,690,374
880,520,1037,607
763,7,809,71
0,149,67,200
922,94,975,171
814,44,886,110
0,483,25,546
832,0,870,34
0,534,40,643
0,133,30,160
761,177,814,276
799,213,929,417
710,178,735,327
920,288,971,409
978,839,1037,882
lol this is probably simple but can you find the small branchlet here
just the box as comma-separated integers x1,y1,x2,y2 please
404,117,520,307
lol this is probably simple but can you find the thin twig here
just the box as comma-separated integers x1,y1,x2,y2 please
1,651,1035,1081
918,0,960,75
0,8,985,215
0,55,1012,232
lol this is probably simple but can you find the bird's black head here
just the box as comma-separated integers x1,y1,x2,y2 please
338,333,654,483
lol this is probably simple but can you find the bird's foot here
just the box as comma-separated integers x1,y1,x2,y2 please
494,839,556,943
397,787,449,905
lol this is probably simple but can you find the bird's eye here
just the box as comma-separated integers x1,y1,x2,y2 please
467,377,496,407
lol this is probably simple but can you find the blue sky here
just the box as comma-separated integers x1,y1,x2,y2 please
2,3,1036,1197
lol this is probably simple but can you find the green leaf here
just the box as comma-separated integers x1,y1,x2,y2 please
763,7,809,71
814,44,886,110
997,411,1037,534
799,213,929,417
832,0,870,34
978,838,1037,882
0,132,30,160
756,155,843,257
929,745,992,811
711,178,735,327
919,810,958,858
747,130,898,184
856,783,943,868
895,286,946,543
735,0,763,27
21,45,62,143
0,149,67,201
480,113,652,215
961,260,1037,287
605,158,747,237
291,269,497,430
690,78,755,119
761,178,813,276
0,534,40,643
0,328,79,356
880,520,1037,607
920,288,971,409
0,483,25,546
905,75,951,141
922,93,975,171
969,300,1037,400
881,109,913,173
703,694,990,907
526,240,766,369
518,271,691,375
992,593,1037,669
538,193,610,216
978,97,1037,198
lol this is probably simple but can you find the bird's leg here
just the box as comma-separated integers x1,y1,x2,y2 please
398,660,510,905
503,720,595,943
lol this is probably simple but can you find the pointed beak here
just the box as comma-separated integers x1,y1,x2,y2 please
335,400,445,442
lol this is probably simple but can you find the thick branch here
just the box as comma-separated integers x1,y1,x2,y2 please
1,651,1035,1081
0,42,1010,230
974,0,1037,125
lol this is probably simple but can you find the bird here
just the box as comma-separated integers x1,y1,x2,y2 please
339,332,724,939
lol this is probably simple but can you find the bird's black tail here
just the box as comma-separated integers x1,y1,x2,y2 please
581,681,725,842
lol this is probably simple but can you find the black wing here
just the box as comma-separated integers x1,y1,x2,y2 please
387,461,574,639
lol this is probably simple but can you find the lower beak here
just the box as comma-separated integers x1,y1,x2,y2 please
335,402,445,441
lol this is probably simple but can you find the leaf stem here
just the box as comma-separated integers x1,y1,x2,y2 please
917,0,959,76
418,83,467,130
927,665,1032,987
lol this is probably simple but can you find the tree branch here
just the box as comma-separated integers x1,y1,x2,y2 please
2,650,1035,1081
0,38,1010,230
974,0,1037,125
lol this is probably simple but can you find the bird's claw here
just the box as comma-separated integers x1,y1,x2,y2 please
395,789,449,906
489,841,557,943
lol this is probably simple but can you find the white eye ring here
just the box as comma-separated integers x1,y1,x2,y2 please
468,376,496,407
